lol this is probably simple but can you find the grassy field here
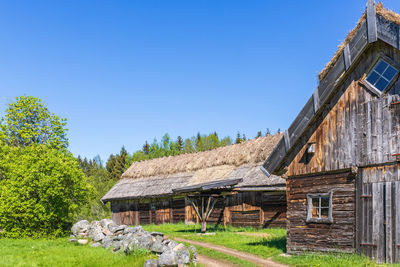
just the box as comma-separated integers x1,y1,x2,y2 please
0,238,152,267
143,223,399,267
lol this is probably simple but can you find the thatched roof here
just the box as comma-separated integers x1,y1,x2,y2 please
102,134,285,202
319,2,400,80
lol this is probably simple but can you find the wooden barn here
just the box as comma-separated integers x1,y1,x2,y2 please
102,134,286,229
262,1,400,263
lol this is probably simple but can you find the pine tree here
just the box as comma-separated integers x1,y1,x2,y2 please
242,134,246,141
195,132,203,151
235,132,242,144
266,128,271,136
143,141,150,155
177,136,184,151
256,131,262,138
277,128,281,134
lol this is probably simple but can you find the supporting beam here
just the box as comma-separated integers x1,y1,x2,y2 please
187,195,219,233
284,130,290,151
343,44,351,70
367,0,377,43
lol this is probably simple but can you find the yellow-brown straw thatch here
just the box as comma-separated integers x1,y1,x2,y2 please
122,133,283,179
318,2,400,81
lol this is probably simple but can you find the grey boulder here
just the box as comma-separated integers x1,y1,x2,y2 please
173,243,190,265
158,248,177,266
71,220,89,236
143,259,158,267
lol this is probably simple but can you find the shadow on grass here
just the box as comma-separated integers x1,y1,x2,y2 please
247,236,286,253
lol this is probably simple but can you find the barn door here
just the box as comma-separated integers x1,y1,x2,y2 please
359,182,400,263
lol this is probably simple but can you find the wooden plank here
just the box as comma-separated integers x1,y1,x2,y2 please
386,182,393,263
376,14,399,49
288,97,314,146
356,170,363,253
313,89,320,112
349,21,368,61
284,130,290,151
367,0,377,43
395,181,400,262
262,137,286,175
372,182,385,263
318,53,346,104
344,44,351,70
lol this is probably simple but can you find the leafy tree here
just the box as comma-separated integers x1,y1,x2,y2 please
184,138,195,153
0,142,90,238
0,96,68,150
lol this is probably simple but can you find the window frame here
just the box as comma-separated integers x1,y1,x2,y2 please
364,57,399,95
306,191,333,224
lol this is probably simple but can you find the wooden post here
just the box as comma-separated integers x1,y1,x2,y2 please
187,195,218,233
367,0,377,43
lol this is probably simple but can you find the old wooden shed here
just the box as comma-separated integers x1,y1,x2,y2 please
262,1,400,263
102,134,286,228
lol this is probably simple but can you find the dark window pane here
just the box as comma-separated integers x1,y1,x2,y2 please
383,66,398,81
321,208,329,218
375,77,390,91
366,71,380,85
375,60,388,74
312,197,319,207
312,207,319,218
321,196,330,207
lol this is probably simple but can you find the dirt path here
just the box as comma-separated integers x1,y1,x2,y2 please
196,253,239,267
174,237,288,267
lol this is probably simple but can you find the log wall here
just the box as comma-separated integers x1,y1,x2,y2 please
110,191,286,228
286,172,356,253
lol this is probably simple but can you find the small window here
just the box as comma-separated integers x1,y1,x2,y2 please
306,192,333,223
366,59,398,92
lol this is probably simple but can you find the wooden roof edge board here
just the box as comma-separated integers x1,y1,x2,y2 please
234,186,286,192
101,193,176,203
172,178,243,193
262,3,400,176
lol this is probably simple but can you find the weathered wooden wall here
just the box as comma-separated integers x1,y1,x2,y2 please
110,191,286,228
287,41,400,177
286,172,356,253
357,165,400,263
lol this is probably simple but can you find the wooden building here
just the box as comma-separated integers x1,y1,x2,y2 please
102,134,286,228
262,1,400,263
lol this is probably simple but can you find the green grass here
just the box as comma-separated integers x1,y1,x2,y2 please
143,223,400,267
274,253,398,267
0,238,153,267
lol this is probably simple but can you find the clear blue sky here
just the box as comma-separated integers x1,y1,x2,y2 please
1,0,399,161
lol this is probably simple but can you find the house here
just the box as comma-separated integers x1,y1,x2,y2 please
262,1,400,263
102,134,286,229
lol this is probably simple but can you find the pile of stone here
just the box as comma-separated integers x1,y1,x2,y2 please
69,219,196,267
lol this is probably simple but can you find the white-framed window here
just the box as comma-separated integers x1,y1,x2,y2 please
366,59,398,92
306,191,333,223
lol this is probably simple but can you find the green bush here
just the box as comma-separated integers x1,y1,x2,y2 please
0,142,91,238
